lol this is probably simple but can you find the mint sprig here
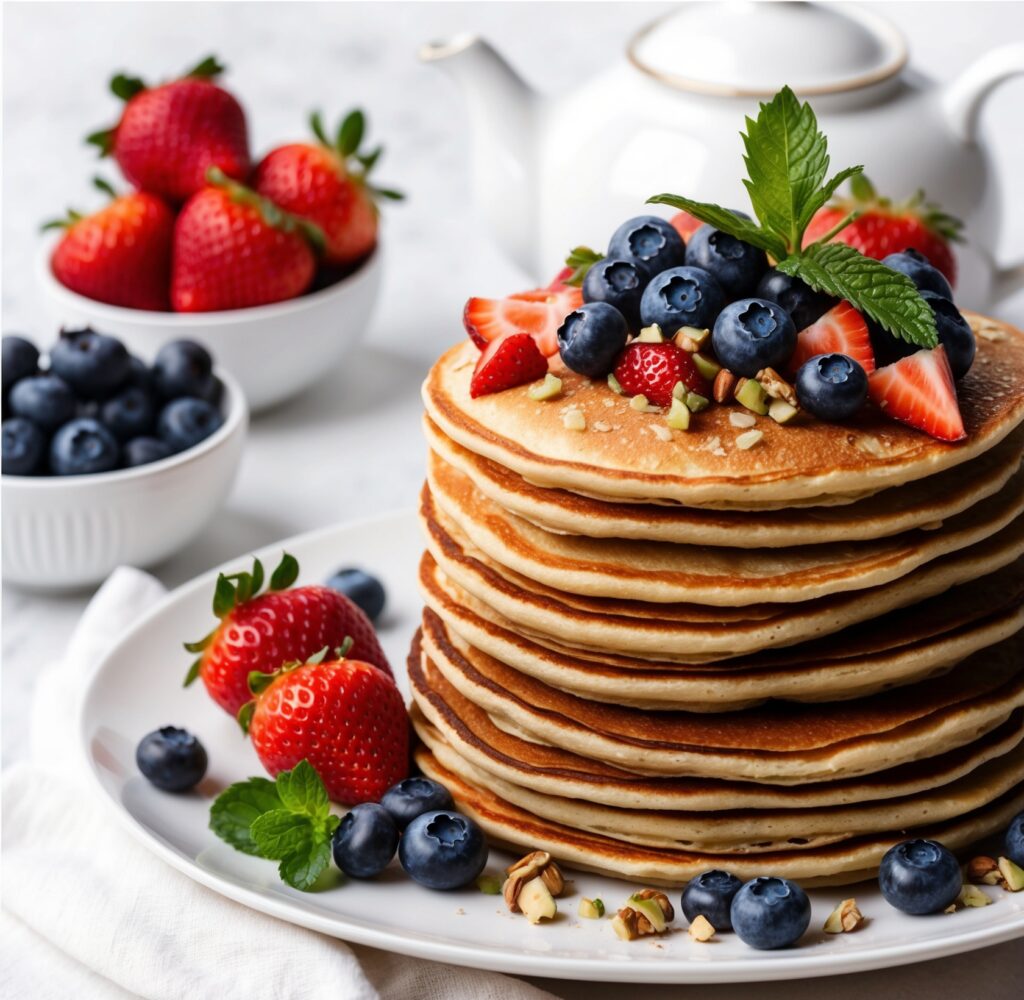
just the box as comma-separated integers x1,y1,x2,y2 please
563,246,605,286
648,86,938,348
210,760,340,891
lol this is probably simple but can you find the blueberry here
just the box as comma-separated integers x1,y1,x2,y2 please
867,317,916,368
795,353,868,422
9,374,77,430
755,269,837,332
921,291,975,379
607,215,686,275
123,436,174,468
136,726,208,792
101,386,155,442
2,417,47,475
640,266,726,335
878,838,961,914
557,302,629,378
712,298,796,377
153,339,217,399
50,418,120,475
882,249,953,300
326,567,387,622
49,328,131,398
157,397,223,452
123,356,155,393
582,258,649,331
1005,811,1024,867
730,877,811,950
682,870,743,931
381,776,455,831
2,335,39,393
331,802,399,878
398,810,488,890
685,225,768,299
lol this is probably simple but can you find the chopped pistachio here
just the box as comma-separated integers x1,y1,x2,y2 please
578,897,605,919
528,373,563,401
957,884,992,908
607,373,625,395
629,393,652,411
688,914,715,941
667,397,691,430
998,856,1024,891
610,913,633,941
692,351,722,381
736,429,764,450
672,381,686,401
735,378,769,415
676,326,710,350
626,893,668,933
768,398,799,424
476,874,503,895
685,391,710,413
562,409,586,431
636,324,666,343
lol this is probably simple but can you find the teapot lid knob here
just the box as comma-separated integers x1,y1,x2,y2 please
629,1,907,96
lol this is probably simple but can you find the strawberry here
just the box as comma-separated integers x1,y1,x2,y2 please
867,345,966,442
463,286,582,357
252,109,402,268
613,342,709,406
469,333,548,398
803,175,961,284
46,178,173,311
670,210,705,241
184,553,390,717
548,266,575,290
241,646,409,806
789,301,876,375
171,170,320,312
87,56,249,204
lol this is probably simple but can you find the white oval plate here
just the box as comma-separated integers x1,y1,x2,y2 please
80,511,1024,984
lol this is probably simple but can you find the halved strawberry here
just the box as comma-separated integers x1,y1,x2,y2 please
789,302,876,376
613,342,709,406
867,345,965,442
670,210,705,241
463,286,582,357
469,333,548,398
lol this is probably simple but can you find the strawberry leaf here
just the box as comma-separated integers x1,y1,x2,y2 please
85,129,114,157
184,55,225,80
209,777,283,855
563,246,604,286
183,656,202,687
212,574,236,617
646,194,787,259
309,110,330,147
337,109,365,158
110,74,146,101
778,243,938,348
269,552,299,591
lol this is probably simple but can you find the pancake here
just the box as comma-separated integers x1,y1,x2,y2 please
425,458,1024,605
415,747,1024,886
421,497,1024,658
426,417,1024,547
419,619,1024,781
423,313,1024,506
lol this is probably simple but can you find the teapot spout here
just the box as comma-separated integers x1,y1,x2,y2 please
421,35,538,275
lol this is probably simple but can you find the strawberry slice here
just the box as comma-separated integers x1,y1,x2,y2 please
613,342,709,406
547,266,575,290
463,286,582,357
469,333,548,398
867,345,966,442
789,302,876,375
670,210,705,241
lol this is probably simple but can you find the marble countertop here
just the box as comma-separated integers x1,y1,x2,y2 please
3,4,1023,996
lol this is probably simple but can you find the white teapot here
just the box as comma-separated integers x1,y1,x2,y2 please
422,1,1024,309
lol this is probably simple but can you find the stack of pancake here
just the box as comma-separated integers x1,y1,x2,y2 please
410,312,1024,886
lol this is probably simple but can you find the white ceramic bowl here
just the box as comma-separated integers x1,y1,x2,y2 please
35,242,383,412
2,369,248,591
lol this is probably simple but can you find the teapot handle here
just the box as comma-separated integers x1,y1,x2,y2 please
943,44,1024,305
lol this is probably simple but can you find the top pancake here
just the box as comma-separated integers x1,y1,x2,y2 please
423,313,1024,505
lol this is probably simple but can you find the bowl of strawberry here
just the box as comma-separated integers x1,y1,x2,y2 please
36,56,401,412
2,331,246,591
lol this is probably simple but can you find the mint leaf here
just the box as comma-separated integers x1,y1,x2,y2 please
779,243,938,347
279,839,332,892
276,759,330,822
250,809,314,858
209,777,283,856
646,194,787,260
797,165,862,236
563,246,604,287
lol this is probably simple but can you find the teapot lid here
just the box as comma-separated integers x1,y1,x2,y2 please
629,1,907,96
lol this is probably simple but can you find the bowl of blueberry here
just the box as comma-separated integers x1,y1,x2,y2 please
2,330,247,590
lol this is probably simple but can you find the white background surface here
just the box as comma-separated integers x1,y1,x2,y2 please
3,3,1024,996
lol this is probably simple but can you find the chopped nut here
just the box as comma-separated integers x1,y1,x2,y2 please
476,874,503,895
768,398,799,424
685,391,710,413
734,378,769,415
672,381,686,401
736,429,764,450
998,856,1024,891
637,324,666,343
957,884,992,908
607,373,624,395
713,369,738,403
966,856,1003,886
757,367,799,407
667,397,691,430
692,351,722,381
592,420,612,432
612,889,675,940
562,409,586,431
629,394,659,412
823,898,864,933
977,323,1008,342
674,326,710,352
688,914,715,941
650,423,673,441
579,897,605,919
528,373,563,401
516,876,557,923
943,902,957,914
505,850,566,900
729,411,756,429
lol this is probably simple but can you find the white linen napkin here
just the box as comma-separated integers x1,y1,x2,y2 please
1,567,554,1000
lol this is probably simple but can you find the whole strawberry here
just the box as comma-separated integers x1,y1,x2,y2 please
184,553,391,717
88,56,249,203
46,178,173,310
241,647,409,805
803,175,961,285
171,169,321,312
252,109,402,268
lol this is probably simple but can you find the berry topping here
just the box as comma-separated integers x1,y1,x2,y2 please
730,877,811,950
920,291,975,379
795,353,868,422
381,776,455,831
49,328,132,399
755,269,837,333
684,225,768,299
882,249,953,300
712,298,797,378
124,436,173,468
398,810,489,890
157,397,223,452
640,265,726,335
607,215,686,274
49,418,120,475
463,285,581,357
1006,811,1024,868
613,342,709,407
136,726,208,792
867,345,966,442
878,838,962,915
9,374,77,431
331,802,399,878
325,567,387,623
153,339,218,400
2,418,47,476
101,386,156,442
469,333,548,399
2,335,40,393
681,870,743,932
582,258,648,331
557,302,630,378
789,301,875,376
